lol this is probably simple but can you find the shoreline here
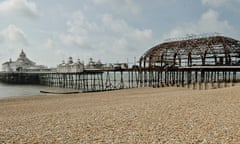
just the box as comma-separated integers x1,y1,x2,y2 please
1,86,240,143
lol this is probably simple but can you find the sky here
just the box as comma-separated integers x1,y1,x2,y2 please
0,0,240,68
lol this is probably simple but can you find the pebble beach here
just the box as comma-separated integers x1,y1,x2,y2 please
1,86,240,143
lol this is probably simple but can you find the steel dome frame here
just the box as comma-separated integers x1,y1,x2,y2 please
140,36,240,69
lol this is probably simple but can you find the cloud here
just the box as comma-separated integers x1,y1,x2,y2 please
66,11,100,34
201,0,240,16
0,0,38,18
201,0,228,7
1,24,28,45
93,0,141,15
61,10,97,47
0,33,4,43
164,9,236,39
45,38,55,49
199,9,234,32
61,10,154,61
101,14,152,42
61,34,89,47
102,14,129,34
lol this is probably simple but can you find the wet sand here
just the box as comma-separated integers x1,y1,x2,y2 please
1,86,240,143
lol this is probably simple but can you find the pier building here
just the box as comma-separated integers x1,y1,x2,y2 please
57,57,84,73
85,58,103,70
2,50,47,72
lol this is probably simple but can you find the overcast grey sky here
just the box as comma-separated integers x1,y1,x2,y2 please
0,0,239,67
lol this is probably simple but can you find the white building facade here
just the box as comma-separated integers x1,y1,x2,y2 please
57,57,84,73
85,58,103,70
2,50,48,72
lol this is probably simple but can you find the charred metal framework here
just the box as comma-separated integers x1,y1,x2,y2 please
140,36,240,68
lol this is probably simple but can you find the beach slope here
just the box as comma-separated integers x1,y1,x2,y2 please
1,87,240,143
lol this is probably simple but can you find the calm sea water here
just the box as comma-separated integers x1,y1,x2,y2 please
0,83,49,99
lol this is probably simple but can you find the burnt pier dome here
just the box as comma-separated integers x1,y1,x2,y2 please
140,36,240,69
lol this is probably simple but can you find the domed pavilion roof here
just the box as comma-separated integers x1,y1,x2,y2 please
140,35,240,68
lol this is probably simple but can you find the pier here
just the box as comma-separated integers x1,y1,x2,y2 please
1,35,240,92
1,66,240,92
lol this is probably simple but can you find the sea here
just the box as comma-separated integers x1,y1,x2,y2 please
0,83,47,99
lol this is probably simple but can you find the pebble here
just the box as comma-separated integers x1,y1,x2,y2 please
1,87,240,143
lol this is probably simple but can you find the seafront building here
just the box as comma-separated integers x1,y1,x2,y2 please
57,57,106,72
2,50,48,72
85,58,103,70
1,50,124,73
57,57,84,73
56,57,104,72
56,57,129,71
